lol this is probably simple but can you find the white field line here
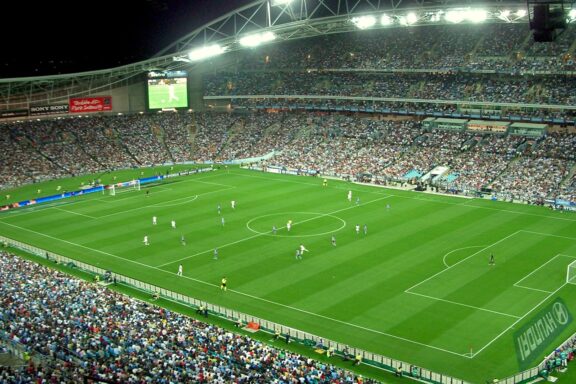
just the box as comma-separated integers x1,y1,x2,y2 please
442,245,487,268
513,254,576,292
92,188,174,203
0,172,228,217
0,219,469,358
521,230,576,241
405,291,520,319
405,231,521,293
0,199,91,220
94,186,235,219
155,195,391,268
513,285,554,294
232,170,576,222
51,207,96,219
471,282,569,358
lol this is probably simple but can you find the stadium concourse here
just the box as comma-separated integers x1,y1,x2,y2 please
0,112,574,206
0,251,377,383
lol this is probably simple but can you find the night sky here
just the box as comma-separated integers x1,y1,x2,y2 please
1,0,250,78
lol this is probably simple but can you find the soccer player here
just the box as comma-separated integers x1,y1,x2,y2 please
300,244,309,254
168,82,179,102
180,234,186,246
213,248,218,260
272,225,277,235
143,235,149,246
489,253,495,266
331,235,336,247
220,276,227,291
386,203,391,210
323,178,328,187
295,249,301,260
347,190,352,202
152,216,157,225
231,200,236,210
171,220,176,229
177,264,183,276
356,196,360,205
363,224,368,235
287,220,292,232
221,217,225,227
355,224,360,235
217,204,221,215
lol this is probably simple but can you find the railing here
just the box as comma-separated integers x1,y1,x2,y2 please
0,234,472,384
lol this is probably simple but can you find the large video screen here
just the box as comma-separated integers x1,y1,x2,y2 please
147,71,188,109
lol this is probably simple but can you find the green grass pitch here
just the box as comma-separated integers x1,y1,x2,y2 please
147,81,188,109
1,166,576,383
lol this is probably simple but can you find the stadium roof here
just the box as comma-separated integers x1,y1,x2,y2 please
0,0,571,104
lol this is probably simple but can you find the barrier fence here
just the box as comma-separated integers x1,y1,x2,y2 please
10,233,569,384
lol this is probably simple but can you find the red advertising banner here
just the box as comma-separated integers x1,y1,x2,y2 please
69,96,112,113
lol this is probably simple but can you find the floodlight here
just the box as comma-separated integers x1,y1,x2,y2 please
500,10,511,18
352,15,376,29
240,31,276,47
188,44,226,61
516,9,527,18
430,11,443,22
445,10,464,23
399,12,418,25
570,9,576,20
271,0,293,5
466,9,487,23
380,14,393,26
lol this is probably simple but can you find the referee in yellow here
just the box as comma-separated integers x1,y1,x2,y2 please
220,276,227,291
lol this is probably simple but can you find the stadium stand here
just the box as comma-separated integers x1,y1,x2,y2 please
1,112,575,205
0,251,375,383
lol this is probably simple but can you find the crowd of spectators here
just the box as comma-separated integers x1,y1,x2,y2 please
234,23,576,72
203,22,576,122
204,72,576,107
0,111,574,205
0,113,196,190
0,251,373,383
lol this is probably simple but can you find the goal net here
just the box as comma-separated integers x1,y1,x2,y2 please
109,179,140,196
566,259,576,285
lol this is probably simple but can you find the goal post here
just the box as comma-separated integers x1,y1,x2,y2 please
107,179,140,196
566,259,576,285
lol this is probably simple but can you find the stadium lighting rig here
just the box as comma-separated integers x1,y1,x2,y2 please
399,12,418,25
188,44,226,61
380,14,393,26
239,31,276,47
271,0,293,5
352,15,377,29
445,8,488,23
173,44,226,63
498,8,529,21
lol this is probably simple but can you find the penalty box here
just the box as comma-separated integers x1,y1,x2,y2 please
405,230,576,321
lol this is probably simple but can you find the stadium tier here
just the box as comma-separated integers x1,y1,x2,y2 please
1,112,574,205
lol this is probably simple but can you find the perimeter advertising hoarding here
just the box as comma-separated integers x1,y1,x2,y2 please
0,109,29,119
69,96,112,113
30,104,69,116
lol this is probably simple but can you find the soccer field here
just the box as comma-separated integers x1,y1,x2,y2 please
1,167,576,383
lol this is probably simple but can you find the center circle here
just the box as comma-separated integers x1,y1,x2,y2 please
246,212,346,238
